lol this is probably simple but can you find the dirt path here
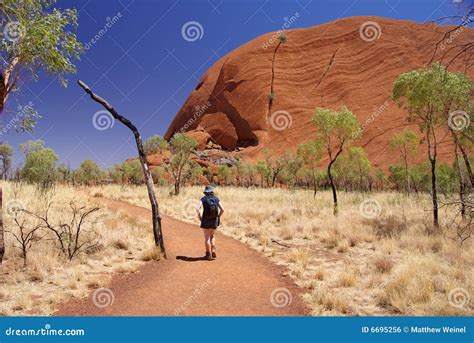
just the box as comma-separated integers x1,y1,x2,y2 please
54,198,310,316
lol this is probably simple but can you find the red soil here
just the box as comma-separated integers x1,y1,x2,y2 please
54,198,310,316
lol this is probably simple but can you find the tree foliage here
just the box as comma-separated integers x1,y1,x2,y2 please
312,106,360,214
144,135,169,155
0,0,83,114
74,159,103,186
166,133,198,195
20,140,58,188
0,142,13,179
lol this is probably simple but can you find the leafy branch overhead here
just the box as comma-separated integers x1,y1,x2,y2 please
0,0,83,113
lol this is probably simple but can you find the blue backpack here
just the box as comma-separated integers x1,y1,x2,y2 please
202,196,219,219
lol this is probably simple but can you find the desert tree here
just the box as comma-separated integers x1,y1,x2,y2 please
166,133,198,195
232,158,243,186
19,200,100,261
74,159,103,186
19,139,45,155
0,0,82,265
256,160,271,187
436,67,473,188
144,135,169,155
185,162,203,186
297,140,323,197
108,164,125,184
242,163,257,187
6,206,44,268
278,152,302,188
0,0,83,112
393,63,471,227
334,147,371,191
78,80,167,257
57,163,73,185
20,141,58,190
261,148,287,187
347,147,371,191
151,166,168,186
375,167,386,191
389,129,418,192
312,106,360,215
0,142,13,179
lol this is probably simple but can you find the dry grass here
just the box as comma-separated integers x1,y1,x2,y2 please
88,185,474,316
0,182,155,316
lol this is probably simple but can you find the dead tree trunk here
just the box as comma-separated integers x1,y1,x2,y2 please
0,188,4,264
77,80,166,258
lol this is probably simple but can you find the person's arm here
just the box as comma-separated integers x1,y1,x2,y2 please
197,202,203,221
218,203,224,218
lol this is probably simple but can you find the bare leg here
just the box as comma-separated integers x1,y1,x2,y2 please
210,231,216,253
203,229,212,254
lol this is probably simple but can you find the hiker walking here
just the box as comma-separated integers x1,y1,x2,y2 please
197,185,224,260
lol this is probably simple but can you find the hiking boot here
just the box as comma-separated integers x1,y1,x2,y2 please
205,252,212,261
211,251,217,259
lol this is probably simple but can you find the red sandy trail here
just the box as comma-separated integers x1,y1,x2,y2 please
54,198,310,316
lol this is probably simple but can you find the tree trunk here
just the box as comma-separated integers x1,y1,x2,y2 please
313,176,317,199
403,155,410,192
0,57,19,113
77,80,166,257
426,126,439,228
455,144,466,219
327,160,338,215
271,173,277,187
0,188,4,264
174,180,180,196
429,157,439,227
459,142,474,188
450,129,473,188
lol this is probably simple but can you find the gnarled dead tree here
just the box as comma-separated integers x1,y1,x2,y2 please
77,80,166,258
18,200,100,261
5,207,44,268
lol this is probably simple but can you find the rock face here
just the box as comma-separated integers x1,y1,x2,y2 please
165,16,473,168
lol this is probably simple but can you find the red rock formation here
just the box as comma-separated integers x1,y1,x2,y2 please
165,16,473,169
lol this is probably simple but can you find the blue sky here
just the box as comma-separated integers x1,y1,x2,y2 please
2,0,466,169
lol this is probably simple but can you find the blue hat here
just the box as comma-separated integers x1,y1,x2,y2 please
204,185,213,193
